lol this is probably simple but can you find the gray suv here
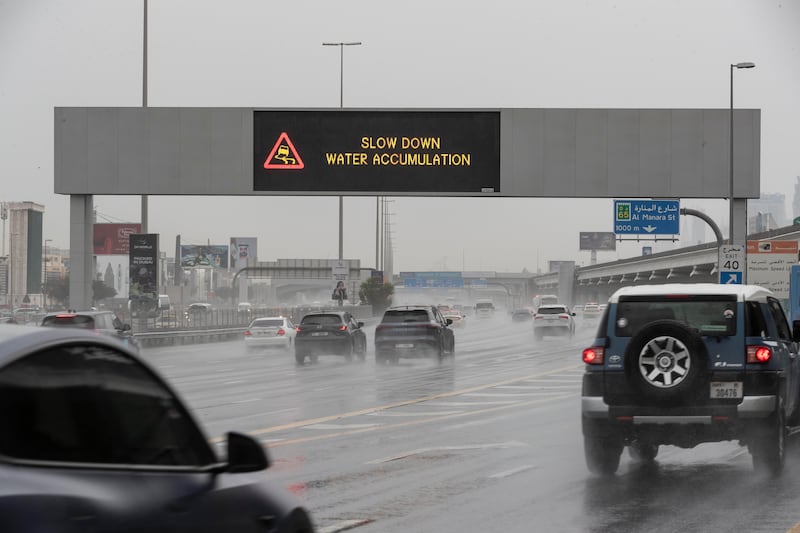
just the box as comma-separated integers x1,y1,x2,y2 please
581,283,800,476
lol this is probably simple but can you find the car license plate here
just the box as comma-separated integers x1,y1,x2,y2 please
396,343,414,348
710,381,743,399
311,332,328,337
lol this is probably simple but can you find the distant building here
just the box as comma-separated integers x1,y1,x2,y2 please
749,192,787,229
793,177,800,223
8,202,45,308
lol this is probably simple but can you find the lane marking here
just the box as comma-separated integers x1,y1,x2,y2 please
210,362,582,444
231,397,262,404
427,400,518,406
488,465,535,479
318,519,374,533
224,380,246,385
304,423,382,430
367,442,527,464
265,394,570,448
464,391,568,397
366,410,463,417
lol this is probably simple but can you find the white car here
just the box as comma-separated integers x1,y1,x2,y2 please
533,304,576,340
244,316,296,351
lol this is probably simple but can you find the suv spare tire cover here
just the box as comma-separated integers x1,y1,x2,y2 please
624,319,708,404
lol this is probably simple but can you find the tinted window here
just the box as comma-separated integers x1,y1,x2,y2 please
252,319,283,328
382,310,430,323
537,307,567,315
0,344,215,467
301,314,343,326
41,315,95,329
614,296,737,337
767,299,792,341
746,301,769,337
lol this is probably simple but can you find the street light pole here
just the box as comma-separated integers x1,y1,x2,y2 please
323,41,361,261
729,62,755,245
43,239,52,310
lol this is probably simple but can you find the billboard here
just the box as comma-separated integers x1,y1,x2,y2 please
579,232,617,251
253,110,501,193
180,244,229,269
94,223,141,255
96,255,130,299
129,234,159,317
229,237,258,272
747,240,799,298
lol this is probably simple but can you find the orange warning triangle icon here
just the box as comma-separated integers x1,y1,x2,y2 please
263,132,305,169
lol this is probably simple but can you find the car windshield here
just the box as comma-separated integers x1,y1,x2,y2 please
301,314,342,326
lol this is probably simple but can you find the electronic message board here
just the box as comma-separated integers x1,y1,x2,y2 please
253,110,500,193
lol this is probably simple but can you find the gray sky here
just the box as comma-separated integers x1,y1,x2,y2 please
1,0,798,273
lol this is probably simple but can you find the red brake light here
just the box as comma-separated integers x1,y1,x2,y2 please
583,347,605,365
295,326,301,333
277,328,285,336
559,314,569,319
55,313,77,318
339,324,347,331
244,330,252,337
747,345,772,363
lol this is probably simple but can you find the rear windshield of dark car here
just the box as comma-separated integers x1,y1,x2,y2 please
537,307,567,315
615,295,737,337
251,319,283,328
41,315,95,328
382,310,430,323
301,314,343,326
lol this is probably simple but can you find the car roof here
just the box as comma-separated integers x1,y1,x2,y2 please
386,305,433,311
43,310,114,318
608,283,774,304
0,324,135,368
537,304,568,310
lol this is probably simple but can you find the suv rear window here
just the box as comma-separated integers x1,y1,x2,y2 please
301,314,342,326
615,295,737,337
41,315,95,329
382,310,430,323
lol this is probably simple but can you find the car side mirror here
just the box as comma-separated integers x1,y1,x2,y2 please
446,318,453,325
357,321,364,328
122,323,131,331
225,432,270,473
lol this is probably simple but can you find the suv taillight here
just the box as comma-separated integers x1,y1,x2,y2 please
583,347,604,365
339,324,347,331
747,345,772,363
277,328,285,336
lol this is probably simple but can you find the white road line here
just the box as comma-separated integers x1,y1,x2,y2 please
464,392,568,397
231,398,261,404
366,410,463,417
489,465,535,479
304,423,382,430
317,519,373,533
367,441,528,464
427,400,519,406
224,380,246,385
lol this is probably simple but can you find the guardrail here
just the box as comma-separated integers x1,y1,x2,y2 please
133,326,248,348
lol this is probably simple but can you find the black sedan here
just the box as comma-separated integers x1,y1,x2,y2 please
0,324,314,532
294,311,367,365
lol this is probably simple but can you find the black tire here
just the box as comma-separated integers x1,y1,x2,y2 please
624,320,708,405
628,442,659,462
584,436,623,476
375,351,387,364
295,352,305,366
750,409,786,477
343,341,354,362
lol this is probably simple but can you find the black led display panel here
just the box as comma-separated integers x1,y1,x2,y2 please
253,110,500,193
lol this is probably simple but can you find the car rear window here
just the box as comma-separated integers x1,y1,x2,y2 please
382,310,430,323
615,295,738,337
301,314,342,326
41,315,95,329
537,307,567,315
252,319,283,328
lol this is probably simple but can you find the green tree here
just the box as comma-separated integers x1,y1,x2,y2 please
358,278,394,316
92,280,117,303
45,277,69,308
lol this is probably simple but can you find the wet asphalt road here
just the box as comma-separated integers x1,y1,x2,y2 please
141,316,800,533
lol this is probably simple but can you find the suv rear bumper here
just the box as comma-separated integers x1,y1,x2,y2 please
582,395,777,420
